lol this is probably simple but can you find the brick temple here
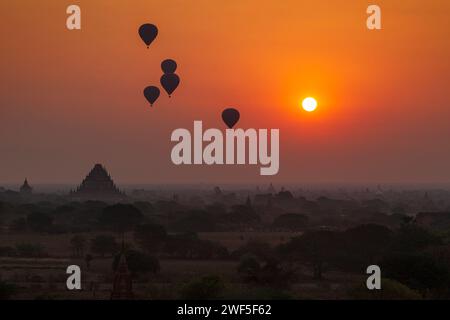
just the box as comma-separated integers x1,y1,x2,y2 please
70,164,126,201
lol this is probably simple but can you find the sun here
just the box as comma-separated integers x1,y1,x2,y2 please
302,97,317,112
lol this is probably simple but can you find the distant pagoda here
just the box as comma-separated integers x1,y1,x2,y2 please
20,178,33,196
111,245,134,300
70,164,126,201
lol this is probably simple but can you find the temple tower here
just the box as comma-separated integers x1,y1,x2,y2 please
71,164,126,201
20,178,32,196
110,245,134,300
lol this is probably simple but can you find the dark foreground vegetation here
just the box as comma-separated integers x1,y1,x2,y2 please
1,186,450,299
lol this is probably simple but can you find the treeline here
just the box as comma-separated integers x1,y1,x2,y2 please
244,224,450,299
0,196,414,234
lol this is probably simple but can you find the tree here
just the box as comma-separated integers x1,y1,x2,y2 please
232,241,273,260
171,210,217,232
180,275,224,300
205,203,226,217
257,258,296,288
382,252,450,298
70,235,86,258
272,213,309,231
163,234,228,259
132,201,154,215
27,212,53,232
276,190,294,200
390,225,442,253
90,235,118,257
237,254,261,282
237,254,295,288
224,205,260,226
98,204,143,234
278,230,339,279
337,224,393,272
134,223,167,254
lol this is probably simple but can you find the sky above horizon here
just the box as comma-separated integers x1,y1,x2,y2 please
1,0,449,185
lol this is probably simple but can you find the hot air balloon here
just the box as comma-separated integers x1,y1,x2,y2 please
138,24,158,48
161,59,177,74
143,86,160,106
160,73,180,97
222,108,240,128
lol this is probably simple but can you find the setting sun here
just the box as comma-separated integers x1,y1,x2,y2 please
302,97,318,112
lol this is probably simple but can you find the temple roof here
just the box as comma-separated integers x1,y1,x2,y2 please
20,178,32,193
71,164,125,200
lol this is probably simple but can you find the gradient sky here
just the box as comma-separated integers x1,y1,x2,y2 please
1,0,449,185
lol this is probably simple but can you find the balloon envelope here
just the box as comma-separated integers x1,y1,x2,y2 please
138,24,158,48
160,73,180,97
161,59,177,73
222,108,240,128
143,86,160,106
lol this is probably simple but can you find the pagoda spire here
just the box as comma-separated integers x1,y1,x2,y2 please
110,242,134,300
20,178,33,195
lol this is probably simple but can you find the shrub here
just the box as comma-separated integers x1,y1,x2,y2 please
180,275,225,300
348,278,421,300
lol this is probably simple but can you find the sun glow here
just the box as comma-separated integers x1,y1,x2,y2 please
302,97,318,112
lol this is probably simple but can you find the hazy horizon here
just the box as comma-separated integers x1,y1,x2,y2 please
1,0,449,184
2,180,450,193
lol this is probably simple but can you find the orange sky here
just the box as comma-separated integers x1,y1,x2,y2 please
1,0,449,185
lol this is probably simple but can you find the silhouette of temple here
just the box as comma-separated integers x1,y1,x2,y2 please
267,183,276,194
20,178,32,196
70,164,126,201
111,247,134,300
